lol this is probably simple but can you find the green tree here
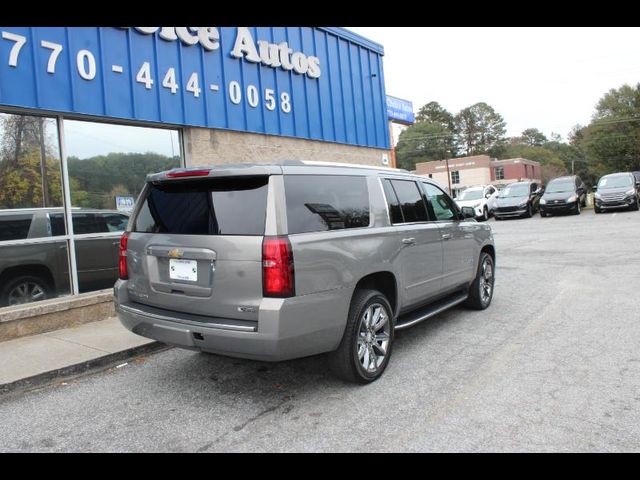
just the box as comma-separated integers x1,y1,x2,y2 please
395,122,454,171
0,114,62,209
67,152,180,208
415,101,455,130
575,83,640,176
519,128,548,146
454,102,507,156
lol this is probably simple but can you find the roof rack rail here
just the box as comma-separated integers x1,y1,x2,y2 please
279,159,408,172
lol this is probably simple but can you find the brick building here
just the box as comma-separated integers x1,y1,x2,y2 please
414,155,542,197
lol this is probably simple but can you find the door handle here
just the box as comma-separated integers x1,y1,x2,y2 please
401,237,416,245
441,233,452,240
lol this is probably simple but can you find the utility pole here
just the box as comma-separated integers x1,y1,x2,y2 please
443,139,452,195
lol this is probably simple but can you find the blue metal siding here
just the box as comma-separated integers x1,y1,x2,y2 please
0,26,390,149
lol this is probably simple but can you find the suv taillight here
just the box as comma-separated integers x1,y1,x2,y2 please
262,236,295,297
119,232,130,280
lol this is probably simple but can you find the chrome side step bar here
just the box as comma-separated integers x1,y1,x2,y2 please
395,292,468,331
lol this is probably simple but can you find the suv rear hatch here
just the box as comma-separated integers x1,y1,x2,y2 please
125,169,275,322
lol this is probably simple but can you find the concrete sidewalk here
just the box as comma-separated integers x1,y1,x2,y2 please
0,317,167,394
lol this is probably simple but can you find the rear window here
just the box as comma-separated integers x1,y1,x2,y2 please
284,175,370,234
0,216,33,241
134,177,269,236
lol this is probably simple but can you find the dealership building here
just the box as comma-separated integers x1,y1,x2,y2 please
0,27,392,336
415,155,542,197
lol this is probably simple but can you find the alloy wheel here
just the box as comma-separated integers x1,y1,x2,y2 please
479,257,494,305
357,303,391,375
8,281,46,305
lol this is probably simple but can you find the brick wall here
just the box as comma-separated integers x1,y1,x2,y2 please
184,127,390,167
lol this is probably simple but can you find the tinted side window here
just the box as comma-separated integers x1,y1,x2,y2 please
134,177,269,236
389,180,429,223
50,214,66,237
73,213,109,234
284,175,370,234
423,183,457,221
103,214,129,232
382,179,403,224
0,216,33,241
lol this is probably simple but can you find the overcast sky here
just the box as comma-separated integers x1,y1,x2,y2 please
64,120,180,159
348,27,640,142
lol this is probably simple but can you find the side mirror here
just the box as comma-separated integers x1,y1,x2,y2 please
485,193,491,199
461,206,475,219
592,185,597,191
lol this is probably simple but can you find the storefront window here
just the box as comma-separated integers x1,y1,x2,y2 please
0,114,182,309
63,119,181,295
0,112,71,307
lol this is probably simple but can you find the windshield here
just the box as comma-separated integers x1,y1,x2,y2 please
545,180,574,193
457,189,484,201
598,175,632,189
499,184,529,198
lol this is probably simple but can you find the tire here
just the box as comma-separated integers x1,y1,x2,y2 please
465,252,495,310
524,204,533,218
574,201,581,215
630,197,640,211
540,210,547,217
328,289,395,384
595,206,602,214
481,206,489,222
0,274,52,307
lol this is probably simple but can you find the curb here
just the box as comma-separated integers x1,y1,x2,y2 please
0,341,170,396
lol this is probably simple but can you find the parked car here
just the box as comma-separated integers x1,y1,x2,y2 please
539,175,587,217
0,208,130,306
454,185,498,221
493,181,543,220
114,162,496,383
594,172,640,213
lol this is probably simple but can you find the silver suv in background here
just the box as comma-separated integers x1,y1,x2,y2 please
0,208,129,306
115,162,496,383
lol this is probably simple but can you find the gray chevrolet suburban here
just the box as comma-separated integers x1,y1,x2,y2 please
115,161,496,383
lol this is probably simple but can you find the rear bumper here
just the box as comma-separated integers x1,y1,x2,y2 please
113,280,350,362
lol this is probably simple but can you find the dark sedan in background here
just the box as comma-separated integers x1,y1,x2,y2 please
539,175,587,217
494,181,543,220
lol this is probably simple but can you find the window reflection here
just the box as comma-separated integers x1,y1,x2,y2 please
63,119,181,295
0,112,71,306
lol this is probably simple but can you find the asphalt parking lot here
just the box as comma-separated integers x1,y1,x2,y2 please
1,207,640,452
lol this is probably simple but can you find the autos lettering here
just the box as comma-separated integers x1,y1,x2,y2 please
126,27,321,79
230,27,321,79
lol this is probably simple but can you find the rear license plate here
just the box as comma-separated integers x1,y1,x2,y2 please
169,259,197,282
